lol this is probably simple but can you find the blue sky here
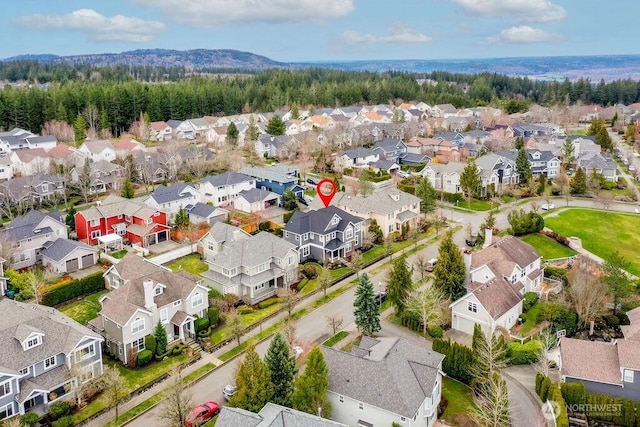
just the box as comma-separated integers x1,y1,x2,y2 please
3,0,638,61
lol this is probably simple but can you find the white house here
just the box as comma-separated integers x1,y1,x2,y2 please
145,183,200,221
198,172,256,207
333,148,379,171
418,162,466,194
233,188,280,213
79,140,116,163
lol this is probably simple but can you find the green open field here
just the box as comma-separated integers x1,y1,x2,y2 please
544,208,640,275
520,233,577,260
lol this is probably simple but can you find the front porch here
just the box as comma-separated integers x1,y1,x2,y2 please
323,240,354,264
171,311,195,341
241,272,286,305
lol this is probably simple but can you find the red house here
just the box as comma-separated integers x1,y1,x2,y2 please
75,194,170,247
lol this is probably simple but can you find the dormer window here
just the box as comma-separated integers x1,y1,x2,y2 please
23,334,43,350
154,286,163,296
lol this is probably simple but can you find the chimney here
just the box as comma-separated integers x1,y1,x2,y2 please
483,227,493,248
143,279,156,310
232,229,240,241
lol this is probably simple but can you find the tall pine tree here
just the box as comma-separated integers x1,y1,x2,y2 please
515,147,532,184
73,114,87,146
353,273,381,336
570,167,587,194
386,255,412,315
433,230,467,300
415,177,438,216
264,333,297,407
154,321,167,356
228,344,274,412
291,346,331,418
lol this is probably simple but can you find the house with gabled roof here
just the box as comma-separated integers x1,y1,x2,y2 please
255,135,297,159
450,235,543,335
234,188,280,213
0,173,65,207
284,206,364,263
577,152,619,182
41,239,98,274
0,297,103,420
334,148,379,172
90,253,209,364
70,160,126,195
372,138,407,162
199,222,251,262
475,153,518,187
239,165,303,198
9,148,50,176
149,121,172,141
186,118,210,138
0,129,57,154
198,172,256,207
498,149,560,179
202,231,299,304
322,336,445,427
418,162,466,194
186,202,228,226
78,140,116,163
144,183,200,221
431,104,457,118
217,402,347,427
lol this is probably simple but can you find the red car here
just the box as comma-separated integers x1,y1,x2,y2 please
184,401,220,427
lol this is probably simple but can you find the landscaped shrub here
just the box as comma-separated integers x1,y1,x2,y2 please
172,344,184,355
258,222,270,231
302,264,318,279
22,412,40,426
601,181,617,190
428,325,443,338
207,307,219,327
41,272,106,306
439,192,464,204
538,376,553,402
283,209,298,223
549,384,569,427
258,298,280,309
432,338,474,385
603,314,620,328
507,340,542,365
535,371,545,396
51,416,74,427
194,317,210,333
507,209,544,236
237,306,254,315
296,279,308,291
523,292,539,312
208,288,223,299
137,349,153,366
560,382,587,406
48,401,71,421
545,266,569,285
618,312,631,326
537,303,578,336
144,335,157,354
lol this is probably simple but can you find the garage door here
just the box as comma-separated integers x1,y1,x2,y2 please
66,258,79,272
157,231,168,243
81,253,94,268
454,315,476,335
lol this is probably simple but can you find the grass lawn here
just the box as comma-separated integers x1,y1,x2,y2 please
519,303,543,335
441,377,477,426
210,302,283,344
322,331,349,347
520,234,577,260
464,199,495,211
544,208,640,275
304,188,317,197
111,249,128,259
167,254,209,277
60,290,108,325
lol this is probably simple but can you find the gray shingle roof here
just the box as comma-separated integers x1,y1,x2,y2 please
207,231,297,270
149,183,198,205
239,165,298,184
41,238,97,263
83,140,115,154
217,403,346,427
0,210,64,242
186,202,218,219
332,187,420,216
284,206,364,235
322,337,444,418
343,147,377,160
238,188,279,204
202,222,251,245
200,172,254,187
372,138,405,153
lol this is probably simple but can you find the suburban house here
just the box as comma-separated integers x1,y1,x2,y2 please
41,239,99,274
254,135,296,158
75,194,170,247
149,121,172,141
78,140,117,163
311,185,420,237
283,206,364,263
372,138,407,162
186,202,228,225
0,298,104,420
0,129,57,154
198,172,256,207
216,402,347,427
418,162,466,194
91,253,209,365
199,222,250,262
322,336,445,427
9,149,50,177
0,210,68,270
450,234,543,335
70,160,126,195
239,165,304,197
0,156,13,181
234,188,281,213
0,173,66,208
202,231,299,304
577,152,619,182
334,148,379,172
474,153,519,188
144,183,200,222
498,149,560,179
559,337,640,399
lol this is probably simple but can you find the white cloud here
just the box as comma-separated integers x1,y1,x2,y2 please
340,23,432,45
482,26,563,44
14,9,166,43
133,0,355,26
451,0,566,22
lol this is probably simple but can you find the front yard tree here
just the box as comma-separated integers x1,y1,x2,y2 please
433,230,467,300
515,147,532,184
281,189,298,211
460,161,482,207
229,344,274,412
291,346,331,418
226,122,239,146
562,138,574,170
277,287,300,318
353,273,381,336
603,251,633,315
318,266,331,298
570,167,587,194
349,250,363,278
471,324,508,392
386,255,412,315
154,321,168,356
404,285,448,335
121,179,135,199
415,177,438,216
73,114,87,145
174,205,190,229
471,372,511,427
566,258,608,331
76,160,93,204
100,365,127,421
264,333,297,407
265,115,286,136
65,205,77,231
159,368,194,427
358,171,374,198
368,219,383,244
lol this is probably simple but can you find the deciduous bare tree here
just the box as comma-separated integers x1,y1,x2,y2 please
566,258,609,330
226,308,244,346
595,190,614,213
282,319,298,347
471,372,511,427
414,254,427,280
100,365,127,421
159,368,194,427
403,285,449,335
277,287,301,318
348,251,363,279
325,315,344,336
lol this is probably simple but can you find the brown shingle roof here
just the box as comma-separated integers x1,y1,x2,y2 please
471,236,540,273
468,276,523,320
560,337,621,385
617,340,640,371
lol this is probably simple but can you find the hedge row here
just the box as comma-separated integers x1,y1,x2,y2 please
559,381,638,427
432,338,474,385
42,272,105,306
535,373,569,427
507,340,542,365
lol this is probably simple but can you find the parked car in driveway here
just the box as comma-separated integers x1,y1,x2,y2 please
425,258,438,272
185,401,220,427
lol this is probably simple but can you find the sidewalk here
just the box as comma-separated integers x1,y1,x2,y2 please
85,231,449,426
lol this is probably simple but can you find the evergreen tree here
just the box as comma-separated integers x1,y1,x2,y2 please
460,161,482,206
433,230,467,300
368,219,383,244
174,205,190,228
291,346,331,418
73,114,87,145
470,324,508,392
603,251,633,315
265,115,286,135
290,102,300,120
537,174,546,195
281,189,298,211
415,177,438,216
247,115,261,141
386,255,412,315
227,122,239,146
229,344,274,412
154,321,168,356
515,147,532,184
99,109,110,135
264,333,297,407
561,138,574,170
570,167,587,194
65,205,77,231
514,136,524,150
353,273,381,336
596,126,613,152
121,179,135,198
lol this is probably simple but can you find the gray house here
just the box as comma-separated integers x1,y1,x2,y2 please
41,239,98,274
0,174,65,208
186,202,228,225
0,298,104,420
89,253,209,365
560,337,640,399
283,206,364,263
217,402,347,427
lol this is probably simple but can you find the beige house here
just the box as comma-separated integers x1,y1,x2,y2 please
418,162,466,194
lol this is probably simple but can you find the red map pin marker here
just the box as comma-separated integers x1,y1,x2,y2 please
316,178,337,208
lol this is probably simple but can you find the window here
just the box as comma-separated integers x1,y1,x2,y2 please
42,184,48,192
288,255,293,265
302,246,310,257
284,231,289,238
154,286,163,296
160,309,168,324
331,232,336,240
75,344,95,362
89,219,99,227
131,317,145,334
173,300,181,307
358,402,364,410
133,337,145,352
624,369,634,383
125,215,131,222
303,233,308,241
207,241,215,251
91,230,101,239
192,292,203,308
467,302,477,313
339,395,344,403
400,416,406,423
0,381,11,398
19,367,29,376
118,214,123,219
44,356,56,370
24,335,42,350
345,227,353,239
0,403,14,420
